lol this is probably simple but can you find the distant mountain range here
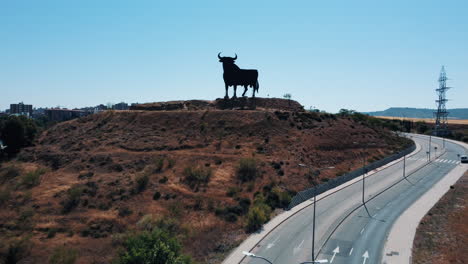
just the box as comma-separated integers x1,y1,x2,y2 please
365,107,468,120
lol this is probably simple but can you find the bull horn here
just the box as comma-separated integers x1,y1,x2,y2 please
218,52,222,59
233,53,237,60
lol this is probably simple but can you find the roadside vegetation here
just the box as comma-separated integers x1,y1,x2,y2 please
336,109,468,143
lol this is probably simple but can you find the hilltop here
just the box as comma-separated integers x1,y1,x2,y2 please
0,98,411,263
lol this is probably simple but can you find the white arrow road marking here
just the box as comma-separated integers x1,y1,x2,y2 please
362,251,369,264
360,228,365,234
330,246,339,263
293,239,304,255
349,248,353,256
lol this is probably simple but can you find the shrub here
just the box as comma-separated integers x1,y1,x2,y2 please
238,198,251,214
245,203,271,233
183,166,212,190
215,198,251,222
47,228,57,238
4,237,32,264
135,173,149,193
0,187,11,205
237,158,259,182
167,159,176,169
117,229,192,264
154,157,164,173
226,187,240,197
153,191,161,200
118,206,133,217
62,185,84,213
265,187,292,209
158,176,168,184
49,246,77,264
19,168,46,188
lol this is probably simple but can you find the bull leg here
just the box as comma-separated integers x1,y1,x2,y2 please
233,85,237,98
242,85,248,97
252,85,256,98
224,83,229,99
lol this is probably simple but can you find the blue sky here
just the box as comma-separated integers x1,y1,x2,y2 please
1,0,467,113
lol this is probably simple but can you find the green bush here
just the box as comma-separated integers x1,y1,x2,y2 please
226,187,241,197
19,168,46,188
153,191,161,200
117,228,192,264
265,187,291,209
167,159,176,169
154,157,165,173
135,173,149,193
245,203,271,233
236,158,259,182
118,206,133,217
62,185,84,213
49,246,77,264
183,166,212,190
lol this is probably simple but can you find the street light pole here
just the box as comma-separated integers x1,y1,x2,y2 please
312,183,316,263
428,135,432,161
298,164,334,263
356,142,372,218
403,155,406,178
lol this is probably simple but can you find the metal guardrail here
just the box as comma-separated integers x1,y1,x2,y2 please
288,143,416,210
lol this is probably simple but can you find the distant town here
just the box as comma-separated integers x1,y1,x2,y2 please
0,102,133,122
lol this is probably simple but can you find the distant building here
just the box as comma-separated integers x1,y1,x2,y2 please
10,102,33,116
45,108,92,122
94,104,108,113
113,102,129,110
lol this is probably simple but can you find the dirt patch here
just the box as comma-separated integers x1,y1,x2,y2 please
412,170,468,263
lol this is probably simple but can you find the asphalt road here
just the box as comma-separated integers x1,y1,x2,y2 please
243,134,467,264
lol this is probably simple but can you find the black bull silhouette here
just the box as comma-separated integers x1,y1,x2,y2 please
218,53,259,98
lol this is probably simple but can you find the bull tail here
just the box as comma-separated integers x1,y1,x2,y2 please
255,80,259,93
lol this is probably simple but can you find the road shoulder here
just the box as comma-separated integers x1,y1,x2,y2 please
412,170,468,263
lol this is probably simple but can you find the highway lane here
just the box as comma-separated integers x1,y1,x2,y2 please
243,134,466,264
317,135,466,264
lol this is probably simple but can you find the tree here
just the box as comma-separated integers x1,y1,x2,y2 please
0,116,37,156
283,93,292,105
118,229,192,264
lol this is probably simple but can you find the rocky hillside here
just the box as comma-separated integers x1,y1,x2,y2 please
0,99,411,264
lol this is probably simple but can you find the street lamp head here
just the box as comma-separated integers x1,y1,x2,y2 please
242,251,255,257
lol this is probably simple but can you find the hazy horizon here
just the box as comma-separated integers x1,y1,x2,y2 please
2,1,467,113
